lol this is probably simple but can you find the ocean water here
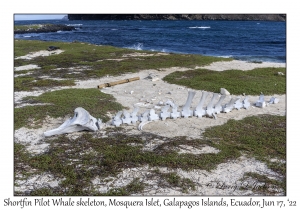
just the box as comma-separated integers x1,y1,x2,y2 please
14,19,286,63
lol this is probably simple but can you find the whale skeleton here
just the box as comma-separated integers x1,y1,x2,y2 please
44,91,279,136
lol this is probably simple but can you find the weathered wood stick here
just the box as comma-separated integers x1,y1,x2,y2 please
97,77,140,88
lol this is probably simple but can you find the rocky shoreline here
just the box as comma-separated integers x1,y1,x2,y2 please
14,24,76,34
68,14,286,21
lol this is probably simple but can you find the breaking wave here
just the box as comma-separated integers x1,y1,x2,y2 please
189,26,211,29
67,24,83,27
127,43,144,50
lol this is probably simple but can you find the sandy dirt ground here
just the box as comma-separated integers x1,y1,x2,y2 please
14,53,286,195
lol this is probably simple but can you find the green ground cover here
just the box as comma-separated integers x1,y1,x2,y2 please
14,88,124,129
14,40,231,91
163,68,286,95
15,115,286,196
14,77,75,91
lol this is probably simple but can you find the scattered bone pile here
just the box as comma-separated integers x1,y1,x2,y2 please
44,91,279,136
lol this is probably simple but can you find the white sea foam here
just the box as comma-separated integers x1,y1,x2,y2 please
16,34,39,38
128,43,143,50
67,24,83,27
189,26,211,29
217,55,233,58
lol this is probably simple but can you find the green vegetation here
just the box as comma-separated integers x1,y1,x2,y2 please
204,114,286,195
102,179,147,196
27,178,146,196
163,68,286,95
14,143,33,181
240,172,285,195
14,77,75,91
203,115,286,175
14,88,124,129
14,39,231,91
15,115,285,195
150,170,196,193
248,60,263,64
14,39,286,196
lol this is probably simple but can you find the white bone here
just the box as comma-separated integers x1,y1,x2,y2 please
112,111,123,127
160,105,171,120
255,94,266,108
233,97,243,110
181,91,196,118
243,96,251,109
222,98,239,113
268,97,279,104
165,100,175,108
148,109,159,121
170,104,181,119
194,91,208,118
130,107,139,124
122,110,132,125
44,107,101,137
214,95,226,114
138,121,152,131
220,88,230,95
206,93,219,117
139,110,150,123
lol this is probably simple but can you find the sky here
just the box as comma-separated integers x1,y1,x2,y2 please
14,14,66,20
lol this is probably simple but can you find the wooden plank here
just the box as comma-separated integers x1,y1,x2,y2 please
97,77,140,88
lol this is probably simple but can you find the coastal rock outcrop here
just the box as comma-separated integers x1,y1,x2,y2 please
14,24,76,34
68,14,286,21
